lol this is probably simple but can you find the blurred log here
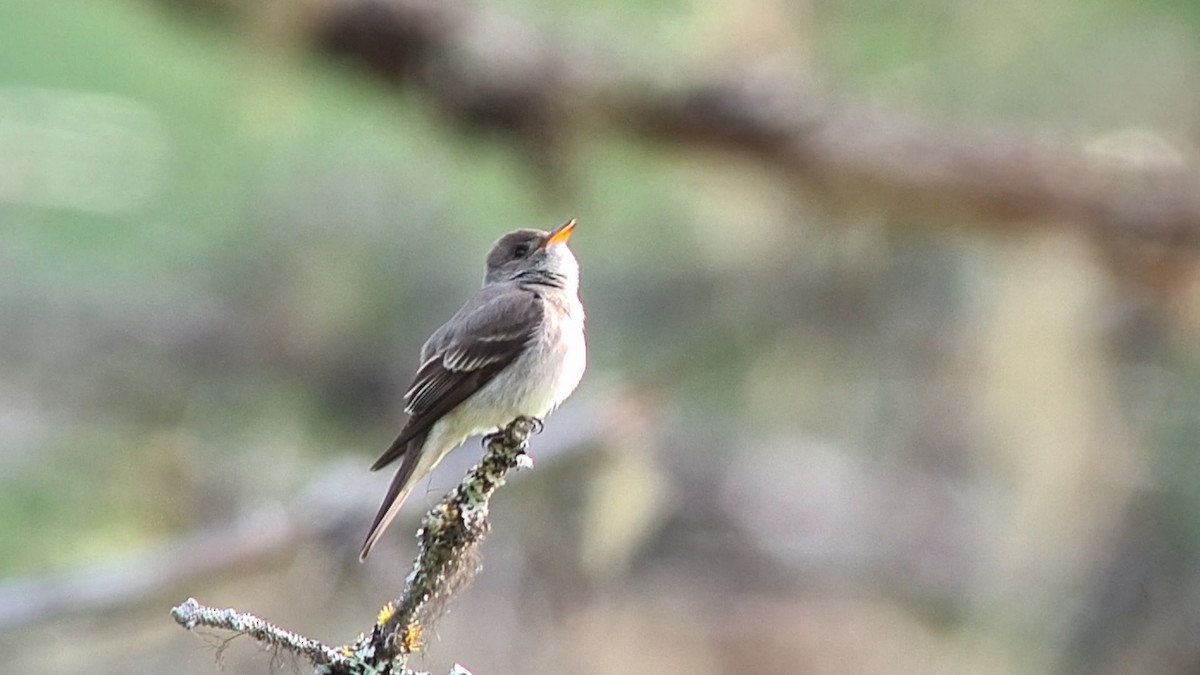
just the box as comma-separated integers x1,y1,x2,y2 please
166,0,1200,248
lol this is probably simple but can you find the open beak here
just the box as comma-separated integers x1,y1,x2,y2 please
543,218,576,248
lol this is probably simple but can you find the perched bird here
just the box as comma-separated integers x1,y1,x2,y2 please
360,219,587,560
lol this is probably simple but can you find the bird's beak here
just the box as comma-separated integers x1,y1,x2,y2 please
543,219,576,248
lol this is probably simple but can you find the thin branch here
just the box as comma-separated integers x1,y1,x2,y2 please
377,416,537,660
171,598,349,668
170,416,539,675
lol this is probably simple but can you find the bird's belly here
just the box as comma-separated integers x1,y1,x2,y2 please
464,321,585,431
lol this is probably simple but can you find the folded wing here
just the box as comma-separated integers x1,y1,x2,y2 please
369,284,544,472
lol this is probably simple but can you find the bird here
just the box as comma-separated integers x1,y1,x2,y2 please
359,219,587,560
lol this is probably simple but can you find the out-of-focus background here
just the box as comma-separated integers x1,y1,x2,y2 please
4,0,1200,673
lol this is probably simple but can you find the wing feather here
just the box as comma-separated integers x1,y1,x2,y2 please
369,284,543,472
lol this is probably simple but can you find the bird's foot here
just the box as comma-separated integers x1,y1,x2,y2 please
482,417,544,448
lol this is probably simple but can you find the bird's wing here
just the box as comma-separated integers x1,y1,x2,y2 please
369,284,544,472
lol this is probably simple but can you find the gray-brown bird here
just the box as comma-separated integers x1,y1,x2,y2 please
360,219,586,560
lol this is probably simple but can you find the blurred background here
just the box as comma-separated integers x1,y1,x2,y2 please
3,0,1200,673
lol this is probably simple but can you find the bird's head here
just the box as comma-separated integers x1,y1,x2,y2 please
484,219,580,291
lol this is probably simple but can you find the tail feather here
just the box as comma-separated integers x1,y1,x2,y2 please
359,432,427,561
371,423,420,472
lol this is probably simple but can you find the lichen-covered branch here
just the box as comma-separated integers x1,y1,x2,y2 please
345,417,537,668
170,416,539,675
171,598,352,669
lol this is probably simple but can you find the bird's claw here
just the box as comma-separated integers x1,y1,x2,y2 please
482,417,544,448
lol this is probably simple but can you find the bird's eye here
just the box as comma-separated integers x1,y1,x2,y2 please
512,244,531,258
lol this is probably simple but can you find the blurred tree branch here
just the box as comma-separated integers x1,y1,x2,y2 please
0,501,313,633
0,400,603,633
168,0,1200,248
171,416,539,674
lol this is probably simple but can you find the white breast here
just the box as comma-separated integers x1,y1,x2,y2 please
547,304,587,412
456,294,586,430
512,296,586,419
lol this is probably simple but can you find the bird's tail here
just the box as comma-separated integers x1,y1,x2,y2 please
359,432,428,561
